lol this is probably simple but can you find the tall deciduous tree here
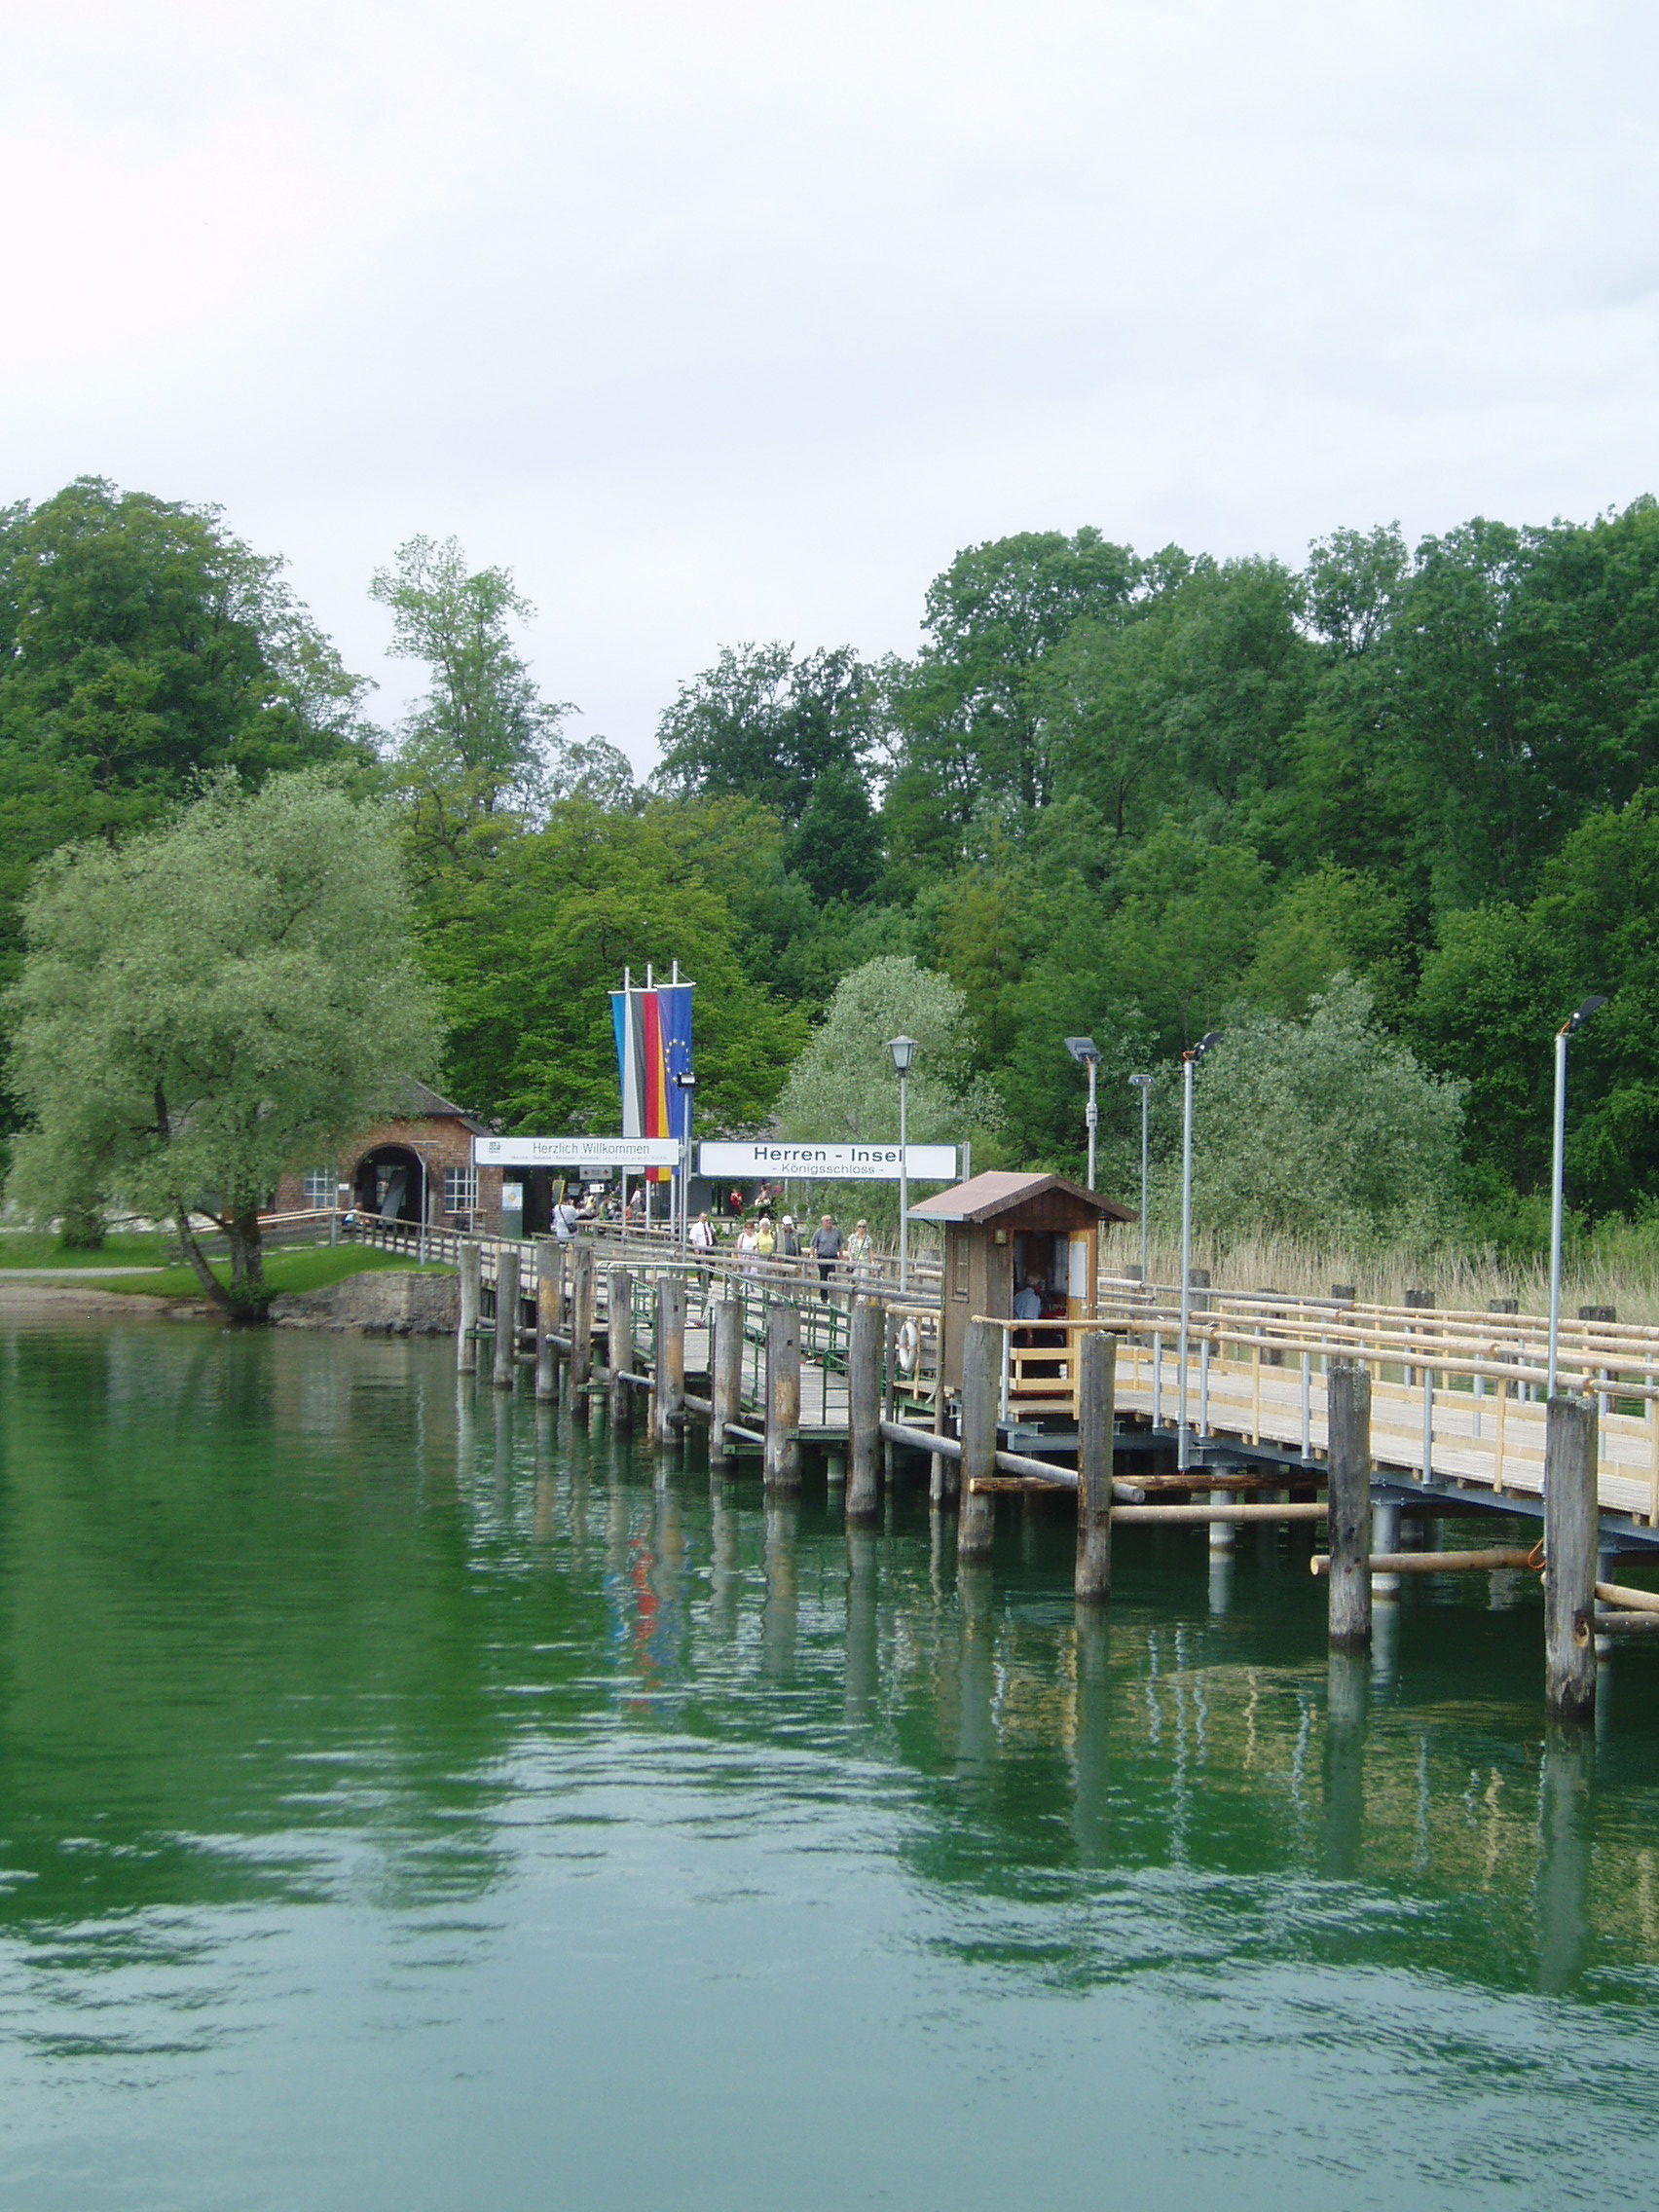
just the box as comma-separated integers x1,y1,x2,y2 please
6,771,440,1315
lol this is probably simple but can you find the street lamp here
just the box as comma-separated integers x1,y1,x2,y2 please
1128,1075,1154,1283
888,1035,918,1292
1065,1037,1100,1189
1547,995,1607,1397
1177,1032,1223,1469
671,1067,696,1250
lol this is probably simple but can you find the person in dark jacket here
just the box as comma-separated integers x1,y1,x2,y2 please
810,1214,843,1300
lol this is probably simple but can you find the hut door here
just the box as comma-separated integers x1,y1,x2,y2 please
1066,1229,1096,1318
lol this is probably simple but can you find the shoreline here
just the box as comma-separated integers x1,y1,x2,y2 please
0,1280,211,1321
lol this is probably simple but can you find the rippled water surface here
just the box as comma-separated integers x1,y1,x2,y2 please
1,1318,1657,2211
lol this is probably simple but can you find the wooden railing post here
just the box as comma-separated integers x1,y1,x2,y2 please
847,1297,882,1523
711,1298,743,1462
607,1268,633,1428
653,1273,686,1449
764,1303,802,1491
958,1317,999,1561
457,1239,481,1374
1326,1359,1372,1650
535,1237,563,1402
1075,1331,1116,1604
492,1246,521,1390
1545,1393,1598,1721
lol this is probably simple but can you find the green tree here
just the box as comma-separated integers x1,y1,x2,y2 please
0,480,371,1071
653,643,875,827
1173,979,1464,1247
6,771,440,1315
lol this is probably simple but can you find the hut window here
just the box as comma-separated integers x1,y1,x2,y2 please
444,1166,477,1214
302,1167,334,1208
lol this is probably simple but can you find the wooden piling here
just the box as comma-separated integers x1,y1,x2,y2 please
569,1245,595,1395
1075,1330,1115,1604
846,1297,882,1523
1544,1393,1599,1721
929,1382,957,1508
764,1303,802,1491
492,1246,521,1390
711,1298,742,1463
1326,1358,1372,1650
958,1316,999,1561
653,1273,686,1449
607,1268,633,1428
535,1238,564,1402
457,1240,481,1374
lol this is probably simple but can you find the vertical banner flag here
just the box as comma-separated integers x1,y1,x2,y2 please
611,980,694,1181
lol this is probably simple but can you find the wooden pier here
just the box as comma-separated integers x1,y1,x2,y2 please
352,1217,1659,1719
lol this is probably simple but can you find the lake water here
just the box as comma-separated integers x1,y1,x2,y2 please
0,1317,1656,2211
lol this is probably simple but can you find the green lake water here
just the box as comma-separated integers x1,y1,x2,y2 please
0,1317,1656,2211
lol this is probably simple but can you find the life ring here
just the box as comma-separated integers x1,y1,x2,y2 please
896,1317,920,1375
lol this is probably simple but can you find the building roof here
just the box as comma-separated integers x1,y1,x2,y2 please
398,1079,491,1135
908,1170,1135,1225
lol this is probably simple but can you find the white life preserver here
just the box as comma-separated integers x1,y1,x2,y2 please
896,1317,920,1375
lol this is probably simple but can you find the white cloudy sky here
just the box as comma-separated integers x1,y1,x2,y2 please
4,0,1655,766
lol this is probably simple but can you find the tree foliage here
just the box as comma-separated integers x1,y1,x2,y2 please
6,772,439,1313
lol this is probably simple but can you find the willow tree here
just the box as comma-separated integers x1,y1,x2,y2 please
6,770,440,1316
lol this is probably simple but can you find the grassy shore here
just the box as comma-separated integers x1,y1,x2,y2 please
101,1246,454,1300
0,1231,167,1268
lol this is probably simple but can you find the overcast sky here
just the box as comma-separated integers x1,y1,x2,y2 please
5,1,1656,767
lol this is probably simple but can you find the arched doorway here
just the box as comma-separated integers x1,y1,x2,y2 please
354,1145,427,1225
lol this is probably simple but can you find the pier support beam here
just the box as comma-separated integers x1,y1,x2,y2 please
653,1274,686,1449
1326,1359,1372,1651
1544,1393,1599,1722
607,1268,633,1429
958,1317,999,1562
764,1303,802,1491
569,1245,595,1402
492,1247,521,1390
846,1298,882,1523
1371,1496,1402,1596
535,1239,563,1403
1075,1331,1116,1604
711,1298,742,1463
457,1240,481,1374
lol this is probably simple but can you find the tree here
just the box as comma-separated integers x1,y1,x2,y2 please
0,480,372,1088
418,796,806,1135
6,771,440,1316
370,535,570,857
652,642,876,829
1172,979,1464,1248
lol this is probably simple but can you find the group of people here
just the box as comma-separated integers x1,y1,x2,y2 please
691,1209,876,1299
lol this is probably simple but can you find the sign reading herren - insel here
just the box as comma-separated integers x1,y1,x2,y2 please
474,1135,682,1169
698,1140,958,1183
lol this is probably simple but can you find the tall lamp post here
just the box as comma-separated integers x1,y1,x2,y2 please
887,1035,918,1292
1128,1074,1153,1283
1177,1032,1223,1470
1064,1037,1101,1189
671,1066,696,1251
1547,995,1606,1396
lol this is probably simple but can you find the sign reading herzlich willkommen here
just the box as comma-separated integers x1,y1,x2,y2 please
698,1141,958,1183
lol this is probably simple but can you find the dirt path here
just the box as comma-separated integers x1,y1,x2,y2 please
0,1280,204,1320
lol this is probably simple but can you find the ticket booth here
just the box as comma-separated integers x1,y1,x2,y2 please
909,1171,1135,1410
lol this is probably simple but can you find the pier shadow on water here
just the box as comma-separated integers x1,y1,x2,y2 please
0,1318,1656,2212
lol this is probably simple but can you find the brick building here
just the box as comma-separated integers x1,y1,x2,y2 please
273,1082,504,1234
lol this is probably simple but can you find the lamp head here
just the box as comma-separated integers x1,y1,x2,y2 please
1128,1073,1153,1089
1064,1036,1100,1065
1185,1030,1224,1064
886,1035,918,1075
1563,996,1607,1035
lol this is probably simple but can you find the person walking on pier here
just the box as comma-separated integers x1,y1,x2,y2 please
847,1219,873,1287
811,1213,843,1301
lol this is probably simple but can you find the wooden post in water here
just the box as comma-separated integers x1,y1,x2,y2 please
607,1268,633,1429
569,1245,595,1397
764,1302,802,1491
457,1240,481,1374
957,1316,999,1562
846,1297,882,1523
1544,1393,1599,1721
1326,1358,1372,1649
535,1238,564,1403
711,1298,742,1463
1075,1330,1116,1604
653,1273,686,1449
493,1246,521,1390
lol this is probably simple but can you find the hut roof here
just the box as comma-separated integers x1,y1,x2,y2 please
398,1079,491,1135
908,1170,1134,1225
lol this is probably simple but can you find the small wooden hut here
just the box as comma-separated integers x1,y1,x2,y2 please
909,1171,1135,1401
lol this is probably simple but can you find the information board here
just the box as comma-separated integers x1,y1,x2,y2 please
697,1140,958,1183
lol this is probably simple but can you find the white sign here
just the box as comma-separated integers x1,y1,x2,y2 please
698,1140,958,1183
473,1135,682,1169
